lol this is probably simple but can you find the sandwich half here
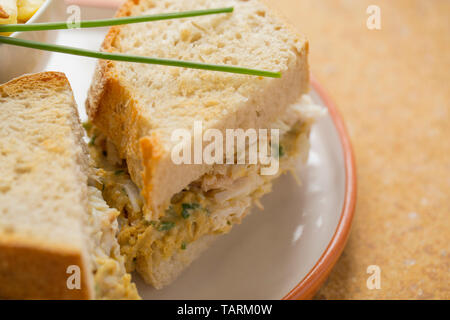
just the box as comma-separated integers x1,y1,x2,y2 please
86,0,323,289
0,72,140,299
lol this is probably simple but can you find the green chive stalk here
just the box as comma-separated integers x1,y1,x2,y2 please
0,36,281,78
0,7,234,33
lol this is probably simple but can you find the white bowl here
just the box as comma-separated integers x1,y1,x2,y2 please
0,0,59,83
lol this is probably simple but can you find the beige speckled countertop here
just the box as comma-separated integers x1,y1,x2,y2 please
264,0,449,299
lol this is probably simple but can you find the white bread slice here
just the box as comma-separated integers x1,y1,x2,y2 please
0,72,92,299
86,0,310,220
0,72,139,299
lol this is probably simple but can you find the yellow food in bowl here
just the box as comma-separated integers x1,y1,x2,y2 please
0,0,18,24
0,0,45,35
17,0,45,22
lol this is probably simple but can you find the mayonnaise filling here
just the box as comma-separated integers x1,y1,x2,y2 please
86,186,140,299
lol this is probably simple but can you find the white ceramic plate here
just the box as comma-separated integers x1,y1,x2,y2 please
33,3,356,300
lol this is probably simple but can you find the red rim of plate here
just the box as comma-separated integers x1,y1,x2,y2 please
283,77,357,300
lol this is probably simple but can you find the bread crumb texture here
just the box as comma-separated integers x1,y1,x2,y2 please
0,72,88,245
0,72,93,299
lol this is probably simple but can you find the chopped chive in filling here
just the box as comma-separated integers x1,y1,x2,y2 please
158,221,175,232
181,202,201,219
82,122,92,131
165,205,177,216
89,134,97,146
278,144,285,157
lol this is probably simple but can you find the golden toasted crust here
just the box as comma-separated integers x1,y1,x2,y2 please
140,133,164,214
87,61,145,166
0,72,72,97
0,234,92,300
85,0,137,119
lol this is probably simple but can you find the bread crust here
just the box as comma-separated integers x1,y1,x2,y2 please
0,72,72,96
0,234,92,300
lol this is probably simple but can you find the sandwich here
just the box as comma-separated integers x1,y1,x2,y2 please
0,72,140,299
86,0,324,289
